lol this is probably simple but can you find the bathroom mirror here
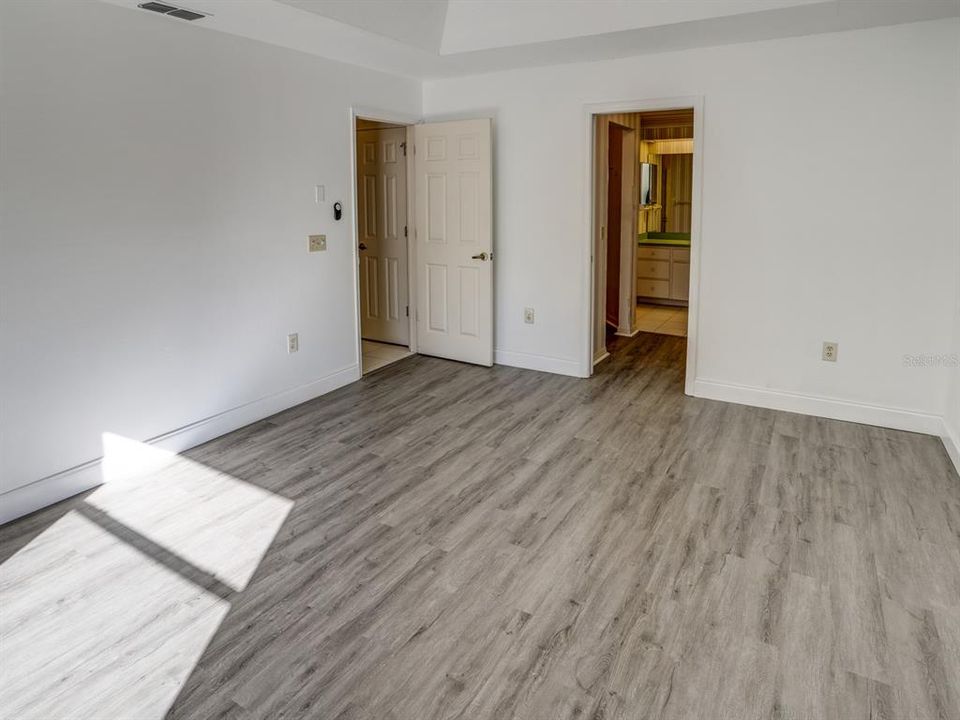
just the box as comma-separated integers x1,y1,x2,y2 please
639,162,657,206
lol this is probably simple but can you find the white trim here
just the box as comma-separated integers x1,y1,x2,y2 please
0,364,359,526
582,95,704,397
593,351,611,366
495,349,582,377
405,124,418,354
349,106,420,370
942,421,960,477
616,125,637,336
694,378,945,436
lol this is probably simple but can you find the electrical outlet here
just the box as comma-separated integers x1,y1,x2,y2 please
309,235,326,252
287,333,299,354
523,307,535,324
822,341,838,362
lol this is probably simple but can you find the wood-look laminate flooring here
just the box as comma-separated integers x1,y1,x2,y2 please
2,333,959,720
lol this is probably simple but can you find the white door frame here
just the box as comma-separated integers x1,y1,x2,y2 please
581,96,704,395
349,106,420,376
614,125,637,338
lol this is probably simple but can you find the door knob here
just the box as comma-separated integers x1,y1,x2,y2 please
359,243,368,251
471,252,488,261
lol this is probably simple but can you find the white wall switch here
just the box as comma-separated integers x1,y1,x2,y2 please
315,185,325,203
822,341,838,362
523,307,535,324
287,333,299,354
309,235,326,252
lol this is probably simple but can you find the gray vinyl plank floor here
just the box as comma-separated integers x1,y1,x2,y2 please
1,333,959,720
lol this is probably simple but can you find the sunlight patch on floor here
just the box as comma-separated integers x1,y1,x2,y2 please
0,511,229,720
95,433,293,592
0,435,293,720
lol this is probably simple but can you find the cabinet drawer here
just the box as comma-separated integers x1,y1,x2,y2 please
671,248,690,263
636,259,670,280
636,279,671,298
637,246,671,260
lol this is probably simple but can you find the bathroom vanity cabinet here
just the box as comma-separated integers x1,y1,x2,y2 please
636,244,690,304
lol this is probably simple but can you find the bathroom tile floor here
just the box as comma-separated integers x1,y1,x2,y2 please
362,340,412,375
635,303,688,337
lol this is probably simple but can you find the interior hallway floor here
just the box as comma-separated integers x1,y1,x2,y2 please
1,333,959,720
635,303,688,336
362,339,412,375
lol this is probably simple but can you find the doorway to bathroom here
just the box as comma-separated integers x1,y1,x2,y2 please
586,98,703,394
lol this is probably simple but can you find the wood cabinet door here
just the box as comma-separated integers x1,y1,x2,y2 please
671,261,690,301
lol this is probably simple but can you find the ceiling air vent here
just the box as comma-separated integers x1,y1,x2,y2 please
167,9,206,21
139,2,177,12
137,2,208,21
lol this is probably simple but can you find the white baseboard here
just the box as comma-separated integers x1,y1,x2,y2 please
0,364,360,526
942,421,960,477
495,349,584,378
693,378,945,436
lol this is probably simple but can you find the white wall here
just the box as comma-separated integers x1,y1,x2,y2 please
0,0,420,519
424,18,960,435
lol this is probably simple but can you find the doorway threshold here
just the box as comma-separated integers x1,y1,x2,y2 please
362,340,412,375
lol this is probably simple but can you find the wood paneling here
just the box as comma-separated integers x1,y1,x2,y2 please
600,112,693,236
604,112,642,136
661,154,693,233
651,139,694,155
638,108,694,140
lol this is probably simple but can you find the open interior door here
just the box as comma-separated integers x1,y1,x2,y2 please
413,119,493,366
357,127,410,346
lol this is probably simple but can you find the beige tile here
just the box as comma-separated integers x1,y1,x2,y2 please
362,341,412,375
363,354,394,373
363,341,409,360
635,304,688,338
636,318,666,333
657,321,688,337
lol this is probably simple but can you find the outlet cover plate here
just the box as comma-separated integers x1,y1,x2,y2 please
523,307,535,324
309,235,326,252
822,341,838,362
287,333,299,353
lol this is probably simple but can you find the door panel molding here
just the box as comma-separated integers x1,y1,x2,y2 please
414,119,493,367
356,125,410,346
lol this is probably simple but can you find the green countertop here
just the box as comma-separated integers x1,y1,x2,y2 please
638,233,691,247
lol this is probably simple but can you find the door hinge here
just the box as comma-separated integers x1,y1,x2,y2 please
405,305,409,317
401,141,407,156
404,225,408,238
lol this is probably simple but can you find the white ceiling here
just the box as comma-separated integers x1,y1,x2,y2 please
100,0,960,79
439,0,826,54
275,0,448,53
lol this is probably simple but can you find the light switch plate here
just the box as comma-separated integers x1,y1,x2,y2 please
309,235,326,252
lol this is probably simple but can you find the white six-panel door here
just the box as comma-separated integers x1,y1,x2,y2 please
357,127,410,346
413,119,493,366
